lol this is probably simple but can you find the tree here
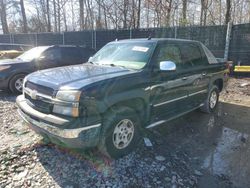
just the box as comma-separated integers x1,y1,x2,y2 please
182,0,187,26
46,0,51,32
79,0,85,30
0,0,9,33
225,0,231,24
20,0,28,32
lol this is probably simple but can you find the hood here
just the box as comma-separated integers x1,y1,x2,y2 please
26,64,136,90
0,58,26,65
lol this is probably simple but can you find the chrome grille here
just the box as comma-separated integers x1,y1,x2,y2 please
25,81,55,96
24,81,55,114
25,94,52,114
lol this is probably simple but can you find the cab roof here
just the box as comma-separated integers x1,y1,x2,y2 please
114,38,200,44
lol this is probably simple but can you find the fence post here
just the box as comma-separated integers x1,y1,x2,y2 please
224,22,233,61
62,32,65,45
35,33,38,46
91,30,94,49
9,34,12,44
174,26,177,38
130,28,132,39
94,30,96,50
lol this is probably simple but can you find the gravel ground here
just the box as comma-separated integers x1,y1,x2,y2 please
0,77,250,188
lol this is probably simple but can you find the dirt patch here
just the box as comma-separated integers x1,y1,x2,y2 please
220,77,250,106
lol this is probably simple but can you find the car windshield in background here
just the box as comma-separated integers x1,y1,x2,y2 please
17,46,49,61
91,42,155,69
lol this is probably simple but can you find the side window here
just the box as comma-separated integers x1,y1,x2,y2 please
42,48,61,61
156,44,182,66
81,48,95,60
180,44,204,66
202,44,217,64
61,47,82,63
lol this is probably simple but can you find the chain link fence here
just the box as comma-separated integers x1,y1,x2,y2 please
0,23,249,65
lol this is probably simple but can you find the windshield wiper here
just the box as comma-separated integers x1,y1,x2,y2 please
87,61,95,65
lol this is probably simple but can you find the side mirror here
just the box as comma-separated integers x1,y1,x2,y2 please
159,61,176,71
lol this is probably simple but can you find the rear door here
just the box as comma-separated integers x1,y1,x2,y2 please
150,42,193,121
80,48,96,63
179,43,210,107
61,47,83,66
38,47,62,69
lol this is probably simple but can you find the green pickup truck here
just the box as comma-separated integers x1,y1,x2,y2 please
16,38,229,158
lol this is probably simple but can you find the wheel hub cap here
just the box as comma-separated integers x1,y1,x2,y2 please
209,91,217,109
15,78,24,92
113,119,134,149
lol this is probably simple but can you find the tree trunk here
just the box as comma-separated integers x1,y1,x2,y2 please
123,0,128,28
63,8,67,31
57,0,61,32
47,0,51,32
225,0,231,24
20,0,28,33
79,0,84,30
0,0,9,34
53,0,57,32
200,0,204,26
136,0,141,28
166,0,172,26
182,0,187,25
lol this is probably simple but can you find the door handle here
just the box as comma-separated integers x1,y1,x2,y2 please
182,77,187,80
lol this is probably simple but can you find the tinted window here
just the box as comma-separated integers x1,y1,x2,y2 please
61,47,82,63
180,43,204,66
201,44,217,64
156,44,182,66
80,48,95,60
42,48,61,61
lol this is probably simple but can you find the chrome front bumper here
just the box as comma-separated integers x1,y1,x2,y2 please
16,95,101,148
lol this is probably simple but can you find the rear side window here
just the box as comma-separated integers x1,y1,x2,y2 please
42,48,61,61
201,44,218,64
180,43,204,66
80,48,95,61
61,47,82,63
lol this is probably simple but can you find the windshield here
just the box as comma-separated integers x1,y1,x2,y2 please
91,42,156,69
17,46,49,61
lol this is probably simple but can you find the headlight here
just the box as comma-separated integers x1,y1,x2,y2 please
56,90,81,102
53,105,79,117
53,90,81,117
0,65,11,71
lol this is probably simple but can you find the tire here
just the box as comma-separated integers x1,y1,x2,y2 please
200,85,219,113
98,106,141,159
9,74,25,94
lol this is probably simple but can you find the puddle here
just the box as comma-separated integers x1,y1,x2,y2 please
202,127,250,187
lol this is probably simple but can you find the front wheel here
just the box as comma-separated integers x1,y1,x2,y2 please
98,106,141,159
9,74,25,94
200,85,219,113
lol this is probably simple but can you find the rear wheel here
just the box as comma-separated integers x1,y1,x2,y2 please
200,85,219,113
9,74,25,94
98,106,141,159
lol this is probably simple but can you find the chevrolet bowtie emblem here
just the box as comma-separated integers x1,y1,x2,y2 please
30,90,38,100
